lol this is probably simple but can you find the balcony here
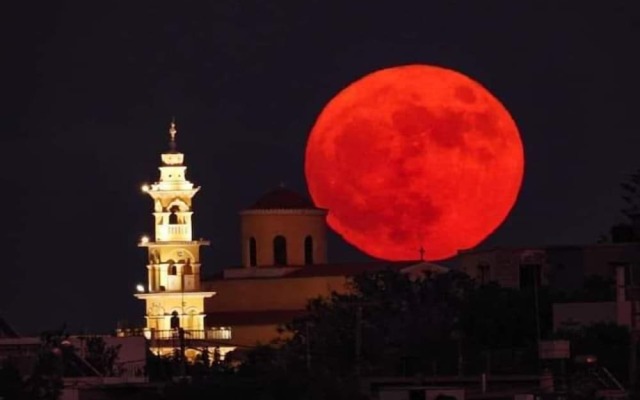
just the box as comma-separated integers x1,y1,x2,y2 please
116,327,231,342
150,329,231,340
156,224,191,242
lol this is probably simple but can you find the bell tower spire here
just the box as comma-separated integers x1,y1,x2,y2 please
134,119,215,357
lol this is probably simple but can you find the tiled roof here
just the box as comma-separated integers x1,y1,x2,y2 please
207,309,307,326
246,187,317,210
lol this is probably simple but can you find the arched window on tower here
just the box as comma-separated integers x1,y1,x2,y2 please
169,206,179,225
273,235,287,265
249,237,257,267
169,264,177,275
304,235,314,265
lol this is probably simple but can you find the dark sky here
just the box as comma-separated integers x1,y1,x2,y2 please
3,1,640,334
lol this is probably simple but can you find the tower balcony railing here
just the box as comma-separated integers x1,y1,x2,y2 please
116,327,232,341
149,328,232,341
156,224,192,242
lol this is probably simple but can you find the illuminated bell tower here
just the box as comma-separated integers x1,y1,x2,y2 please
135,121,214,346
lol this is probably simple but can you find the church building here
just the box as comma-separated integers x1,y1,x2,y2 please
125,122,448,356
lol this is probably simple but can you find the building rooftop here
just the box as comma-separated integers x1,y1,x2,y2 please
456,242,640,256
283,261,419,278
246,187,318,210
203,260,442,282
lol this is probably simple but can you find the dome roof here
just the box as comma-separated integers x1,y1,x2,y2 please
247,187,318,210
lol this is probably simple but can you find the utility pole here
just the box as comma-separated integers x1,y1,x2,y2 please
355,304,363,377
532,264,542,345
349,300,379,382
180,268,187,378
532,263,545,381
457,335,463,377
520,252,546,380
451,319,464,377
629,264,639,394
305,320,312,372
179,327,186,378
615,261,639,395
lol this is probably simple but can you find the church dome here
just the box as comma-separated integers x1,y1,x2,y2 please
247,187,317,210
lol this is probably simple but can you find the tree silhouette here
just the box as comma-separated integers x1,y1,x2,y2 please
281,269,472,379
621,169,640,220
24,328,71,400
603,169,640,243
83,336,122,376
0,358,24,399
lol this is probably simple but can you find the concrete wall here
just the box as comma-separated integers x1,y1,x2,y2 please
204,275,348,312
552,302,617,331
202,274,353,346
229,325,288,347
545,247,585,292
457,248,540,288
457,244,640,292
583,243,640,277
616,265,632,328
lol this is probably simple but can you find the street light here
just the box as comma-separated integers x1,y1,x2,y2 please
141,184,150,193
140,235,149,245
136,284,145,293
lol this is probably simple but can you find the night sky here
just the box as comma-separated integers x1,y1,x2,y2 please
4,2,640,334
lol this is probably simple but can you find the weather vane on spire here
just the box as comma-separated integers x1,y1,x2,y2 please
169,117,177,140
169,117,177,151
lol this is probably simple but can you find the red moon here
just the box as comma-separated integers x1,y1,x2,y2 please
305,64,524,261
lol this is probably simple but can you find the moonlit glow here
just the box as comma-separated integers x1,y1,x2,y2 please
305,64,524,261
